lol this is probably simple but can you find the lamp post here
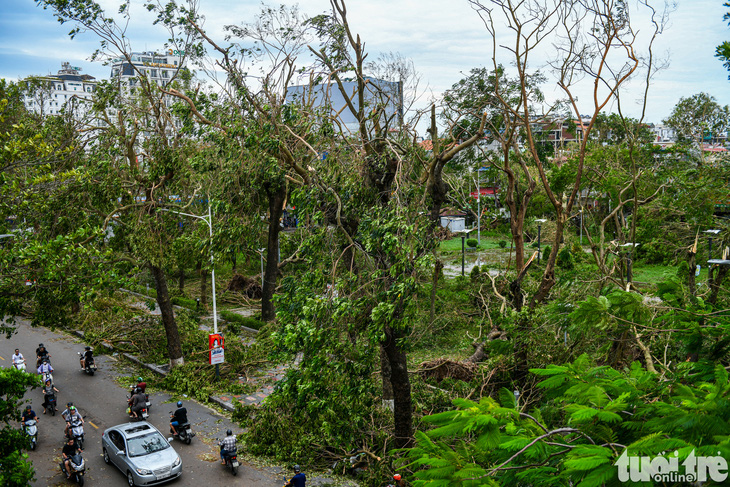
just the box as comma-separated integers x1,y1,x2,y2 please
461,234,466,276
535,219,546,263
704,229,721,262
160,203,220,378
257,248,266,289
477,166,487,246
579,208,584,246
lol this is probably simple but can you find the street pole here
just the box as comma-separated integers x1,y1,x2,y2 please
579,208,583,246
536,219,546,263
477,168,481,246
461,235,466,277
258,248,265,289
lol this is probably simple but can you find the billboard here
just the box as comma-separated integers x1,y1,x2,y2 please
209,333,225,365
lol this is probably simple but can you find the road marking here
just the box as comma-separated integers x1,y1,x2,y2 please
88,421,99,429
0,355,5,360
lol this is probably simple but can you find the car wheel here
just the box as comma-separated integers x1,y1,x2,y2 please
127,471,136,487
103,448,110,464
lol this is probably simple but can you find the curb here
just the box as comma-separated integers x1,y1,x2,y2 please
71,329,235,411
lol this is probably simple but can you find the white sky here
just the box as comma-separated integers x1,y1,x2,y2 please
2,0,730,134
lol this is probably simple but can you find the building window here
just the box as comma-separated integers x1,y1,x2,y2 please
150,69,157,78
162,70,169,78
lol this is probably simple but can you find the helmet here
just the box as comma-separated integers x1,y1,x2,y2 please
226,429,233,436
69,406,76,411
85,346,91,350
177,401,182,407
39,343,44,347
135,387,142,393
137,377,143,382
67,402,73,407
394,474,402,481
293,465,300,472
25,405,31,410
45,378,51,383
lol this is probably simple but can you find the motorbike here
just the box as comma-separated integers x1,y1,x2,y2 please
45,392,57,416
128,386,151,412
59,452,85,486
126,400,149,421
78,352,97,376
170,417,195,445
219,444,239,475
23,419,38,450
66,420,85,450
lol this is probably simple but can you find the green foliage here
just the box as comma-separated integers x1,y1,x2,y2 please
498,240,507,249
466,238,478,248
556,247,574,270
220,310,265,331
406,355,730,486
0,368,39,486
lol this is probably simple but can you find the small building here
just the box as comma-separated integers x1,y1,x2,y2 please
23,62,97,118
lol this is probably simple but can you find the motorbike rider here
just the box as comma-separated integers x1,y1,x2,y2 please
62,403,74,436
79,346,94,370
169,401,187,435
65,405,84,440
12,348,26,370
37,357,53,380
62,437,82,478
129,387,146,418
21,404,38,425
284,464,306,487
41,378,59,414
35,343,50,367
219,429,236,465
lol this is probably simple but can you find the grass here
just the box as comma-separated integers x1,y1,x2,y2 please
440,236,508,252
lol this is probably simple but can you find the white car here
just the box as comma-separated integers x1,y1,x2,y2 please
102,422,182,486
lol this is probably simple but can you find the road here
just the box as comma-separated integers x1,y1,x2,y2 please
1,318,286,487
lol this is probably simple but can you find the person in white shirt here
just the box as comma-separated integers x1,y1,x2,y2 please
12,349,26,371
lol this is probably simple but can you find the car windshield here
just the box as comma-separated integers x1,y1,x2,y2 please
126,432,169,457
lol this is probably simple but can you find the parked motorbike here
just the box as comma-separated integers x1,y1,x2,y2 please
219,444,239,475
170,417,195,445
59,452,85,486
66,420,85,450
23,419,38,450
78,352,97,376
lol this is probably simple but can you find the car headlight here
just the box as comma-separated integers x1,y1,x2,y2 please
173,456,181,467
136,468,152,475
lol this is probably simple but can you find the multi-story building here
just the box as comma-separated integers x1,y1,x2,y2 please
109,50,184,89
286,77,403,133
23,62,97,117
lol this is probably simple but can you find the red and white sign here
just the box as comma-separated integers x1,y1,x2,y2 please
209,333,225,365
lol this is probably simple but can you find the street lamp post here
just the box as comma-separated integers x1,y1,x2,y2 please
535,219,546,263
704,229,721,262
579,208,584,246
477,167,487,246
461,234,466,277
160,204,220,378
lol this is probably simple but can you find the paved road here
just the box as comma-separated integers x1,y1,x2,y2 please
1,318,285,487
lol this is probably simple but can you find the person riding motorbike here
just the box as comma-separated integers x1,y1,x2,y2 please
219,429,237,465
129,387,146,418
62,403,75,437
12,349,26,370
41,379,59,414
35,343,50,367
169,401,187,435
284,465,306,487
79,346,95,370
37,358,53,380
62,437,82,478
65,406,84,431
130,377,146,395
21,405,38,425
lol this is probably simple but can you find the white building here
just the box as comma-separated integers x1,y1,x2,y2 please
286,77,403,133
109,50,184,89
23,62,97,117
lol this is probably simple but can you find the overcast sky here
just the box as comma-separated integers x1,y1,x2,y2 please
2,0,730,132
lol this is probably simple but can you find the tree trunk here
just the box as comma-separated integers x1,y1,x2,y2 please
382,325,413,448
178,268,185,294
380,345,394,406
262,184,286,321
231,252,237,273
430,259,443,324
151,265,184,367
198,260,207,307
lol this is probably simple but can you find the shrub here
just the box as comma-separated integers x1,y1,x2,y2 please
557,247,575,269
466,238,478,248
470,265,481,281
220,310,265,331
171,296,199,309
542,245,552,259
498,240,507,249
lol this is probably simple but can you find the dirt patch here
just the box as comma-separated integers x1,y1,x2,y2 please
226,274,262,299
